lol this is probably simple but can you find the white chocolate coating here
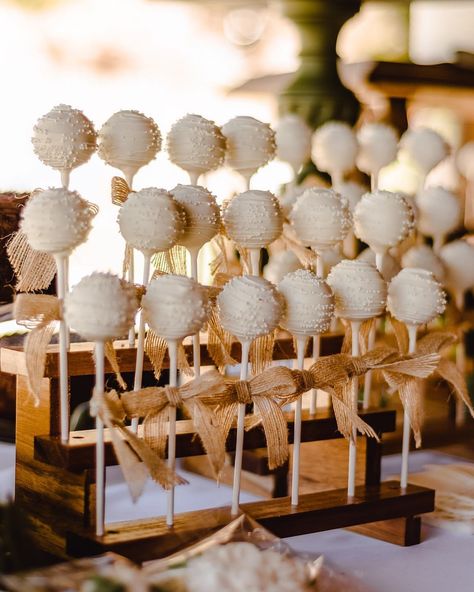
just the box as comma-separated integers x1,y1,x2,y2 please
32,104,96,173
275,114,312,173
264,250,302,285
117,187,184,255
456,141,474,180
217,276,283,342
327,259,387,321
172,184,221,251
98,110,161,180
21,188,95,256
357,247,401,282
356,123,398,175
312,121,358,179
353,191,415,254
278,269,334,336
142,274,208,341
289,188,352,251
338,180,366,212
65,273,138,342
439,240,474,297
416,186,461,240
223,190,283,249
401,245,445,282
400,127,448,174
221,116,275,179
387,268,446,326
167,114,226,177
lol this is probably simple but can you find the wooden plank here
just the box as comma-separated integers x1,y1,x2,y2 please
67,481,434,562
0,331,343,377
349,516,422,546
34,408,396,472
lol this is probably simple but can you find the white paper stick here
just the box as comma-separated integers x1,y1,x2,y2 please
231,339,250,516
249,249,260,277
371,170,379,193
189,172,200,185
60,169,70,189
348,320,361,498
189,248,201,378
310,334,320,415
291,336,308,506
166,338,179,526
362,324,376,409
94,340,105,536
243,173,252,191
64,257,70,351
131,253,151,433
55,254,69,443
331,170,343,192
125,171,136,347
400,324,418,490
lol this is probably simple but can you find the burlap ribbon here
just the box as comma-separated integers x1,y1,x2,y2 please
7,231,57,293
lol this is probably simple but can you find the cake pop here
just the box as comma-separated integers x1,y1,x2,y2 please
275,114,312,179
358,247,400,282
356,123,398,190
416,186,461,252
457,142,474,230
399,127,449,189
401,244,445,283
312,121,358,188
439,240,474,310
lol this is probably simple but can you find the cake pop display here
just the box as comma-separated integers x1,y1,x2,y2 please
356,123,398,191
275,114,312,181
312,121,358,189
221,116,276,189
416,186,461,252
143,275,209,526
21,188,96,442
457,141,474,230
65,273,138,536
118,188,184,431
217,276,283,514
401,244,445,283
278,270,334,506
223,190,283,275
32,104,97,188
387,268,446,489
399,127,449,190
167,114,226,185
327,260,387,497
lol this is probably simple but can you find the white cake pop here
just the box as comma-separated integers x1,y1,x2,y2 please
142,274,209,341
278,269,334,337
32,105,97,186
117,187,184,255
356,123,398,177
167,114,226,181
217,276,283,342
353,191,415,256
416,186,461,247
289,188,352,252
223,190,283,249
456,141,474,180
401,244,445,282
221,116,276,183
439,240,474,306
275,114,312,175
65,273,138,342
172,184,221,251
98,110,161,184
338,180,366,212
399,127,448,175
357,247,400,282
312,121,358,185
387,268,446,326
327,260,387,321
264,250,302,285
20,188,95,256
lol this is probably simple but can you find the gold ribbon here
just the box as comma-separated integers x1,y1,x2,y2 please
111,176,131,206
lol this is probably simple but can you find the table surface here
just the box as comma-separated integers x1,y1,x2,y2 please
1,444,473,592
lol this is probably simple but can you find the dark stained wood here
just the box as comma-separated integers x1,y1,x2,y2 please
365,433,382,486
67,481,434,562
34,408,396,472
349,515,422,546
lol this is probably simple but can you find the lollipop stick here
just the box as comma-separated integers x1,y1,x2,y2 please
131,254,151,433
189,172,200,185
128,251,136,347
316,253,324,278
371,171,379,192
249,249,260,276
310,334,320,415
189,249,201,378
362,324,376,409
400,324,417,489
166,339,179,526
60,169,70,189
94,340,105,536
348,320,361,498
231,339,250,516
291,336,308,506
433,235,445,254
55,255,69,443
64,258,70,351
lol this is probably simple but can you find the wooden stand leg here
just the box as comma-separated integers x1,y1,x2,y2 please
349,516,422,546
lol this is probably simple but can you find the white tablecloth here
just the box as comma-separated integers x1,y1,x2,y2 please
1,444,473,591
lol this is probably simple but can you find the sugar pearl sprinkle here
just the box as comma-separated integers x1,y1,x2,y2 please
117,187,184,254
21,187,95,256
32,104,97,172
387,268,446,326
217,276,283,342
142,274,209,341
327,259,387,321
167,114,226,177
65,273,138,342
223,189,283,249
278,269,334,337
290,188,352,251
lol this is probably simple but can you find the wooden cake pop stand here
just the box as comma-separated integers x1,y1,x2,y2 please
1,331,434,564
